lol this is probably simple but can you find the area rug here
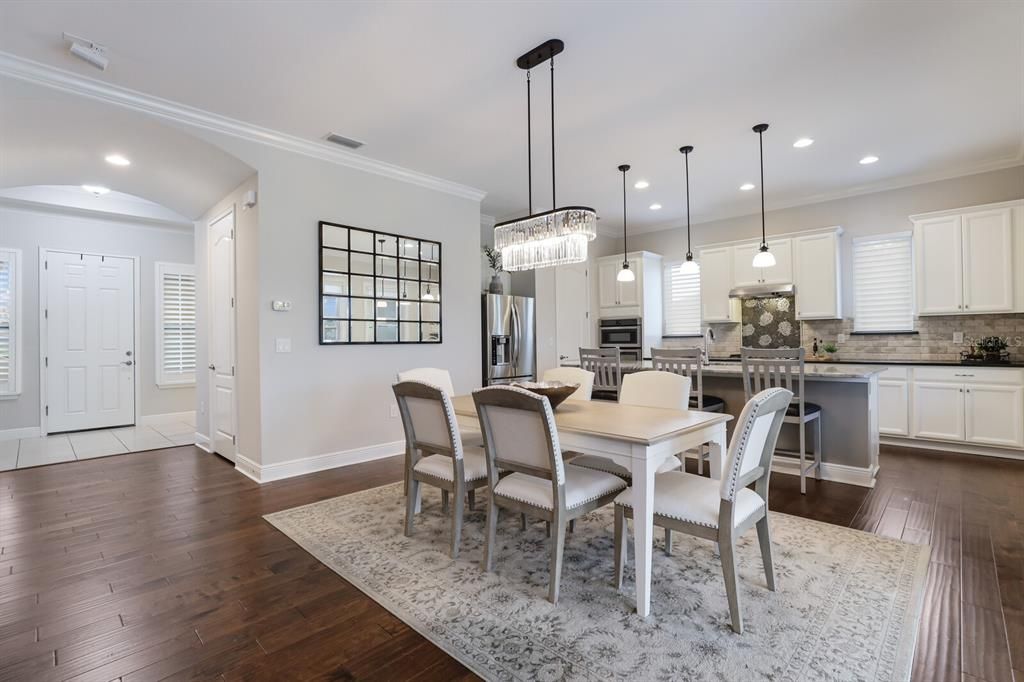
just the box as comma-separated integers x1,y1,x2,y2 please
265,482,929,681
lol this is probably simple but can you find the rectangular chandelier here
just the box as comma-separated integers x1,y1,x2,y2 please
494,207,597,272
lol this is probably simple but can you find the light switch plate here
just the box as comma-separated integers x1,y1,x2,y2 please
389,404,399,419
953,331,964,344
272,300,292,312
275,337,292,353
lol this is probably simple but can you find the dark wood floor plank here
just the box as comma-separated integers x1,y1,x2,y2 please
961,605,1014,682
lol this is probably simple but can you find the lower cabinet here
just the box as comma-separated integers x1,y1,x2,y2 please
965,383,1024,448
911,382,965,441
878,379,910,436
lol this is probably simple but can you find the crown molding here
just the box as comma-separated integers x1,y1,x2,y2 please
0,51,487,203
480,213,496,229
624,154,1024,237
0,195,194,231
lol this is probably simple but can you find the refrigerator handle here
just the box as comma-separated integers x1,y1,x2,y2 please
510,300,520,368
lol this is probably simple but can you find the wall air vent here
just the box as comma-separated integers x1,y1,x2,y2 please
324,133,365,150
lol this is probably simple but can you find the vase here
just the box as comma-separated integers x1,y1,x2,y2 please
488,274,504,294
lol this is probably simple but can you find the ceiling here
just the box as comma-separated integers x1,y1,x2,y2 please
0,1,1021,232
0,77,253,219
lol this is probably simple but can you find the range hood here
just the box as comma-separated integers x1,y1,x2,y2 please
728,283,795,299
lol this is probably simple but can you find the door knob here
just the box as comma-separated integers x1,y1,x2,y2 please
122,360,133,366
209,364,216,371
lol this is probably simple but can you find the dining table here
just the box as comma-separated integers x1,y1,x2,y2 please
451,394,732,618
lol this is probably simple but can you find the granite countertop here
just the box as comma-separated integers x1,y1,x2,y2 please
618,359,884,380
702,356,1024,369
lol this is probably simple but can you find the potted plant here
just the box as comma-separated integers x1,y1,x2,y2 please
822,341,838,361
483,246,504,294
976,335,1008,362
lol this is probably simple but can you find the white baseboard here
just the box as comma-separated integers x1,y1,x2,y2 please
139,411,196,426
881,436,1024,461
770,457,878,488
0,426,41,442
234,440,404,484
193,432,212,453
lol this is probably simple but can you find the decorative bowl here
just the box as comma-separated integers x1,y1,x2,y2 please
512,381,580,409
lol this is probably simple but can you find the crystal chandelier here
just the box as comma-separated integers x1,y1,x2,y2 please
494,39,597,272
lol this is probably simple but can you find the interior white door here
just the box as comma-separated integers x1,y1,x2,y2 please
209,210,236,461
965,383,1024,448
911,381,965,441
961,208,1013,313
45,251,135,432
555,261,591,364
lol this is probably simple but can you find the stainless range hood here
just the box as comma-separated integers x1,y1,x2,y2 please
728,283,795,299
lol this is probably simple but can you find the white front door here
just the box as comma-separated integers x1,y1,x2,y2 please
209,210,236,461
555,261,591,364
45,251,135,432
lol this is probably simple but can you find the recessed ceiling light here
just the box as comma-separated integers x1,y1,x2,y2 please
740,183,756,191
105,153,130,166
634,180,649,189
649,203,662,210
793,137,814,148
859,155,879,165
81,184,110,196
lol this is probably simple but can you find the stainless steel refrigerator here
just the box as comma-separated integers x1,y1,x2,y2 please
482,294,536,386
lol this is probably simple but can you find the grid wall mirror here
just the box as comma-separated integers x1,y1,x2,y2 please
319,221,442,344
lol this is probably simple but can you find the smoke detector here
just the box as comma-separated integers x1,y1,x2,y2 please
63,32,108,71
324,133,365,150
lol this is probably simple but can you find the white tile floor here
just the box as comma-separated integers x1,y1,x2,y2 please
0,413,197,471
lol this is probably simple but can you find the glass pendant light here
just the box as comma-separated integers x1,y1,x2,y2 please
678,145,700,274
494,39,597,271
751,123,776,268
616,164,635,283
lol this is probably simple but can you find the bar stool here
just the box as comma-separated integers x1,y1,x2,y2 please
651,347,726,475
740,347,822,494
579,347,621,401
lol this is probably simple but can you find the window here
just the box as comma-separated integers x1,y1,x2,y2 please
156,262,197,387
853,232,914,332
663,261,701,336
0,249,21,397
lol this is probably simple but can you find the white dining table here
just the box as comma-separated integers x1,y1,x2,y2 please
451,395,732,618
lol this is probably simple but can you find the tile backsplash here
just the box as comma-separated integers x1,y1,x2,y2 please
740,296,799,349
661,312,1024,362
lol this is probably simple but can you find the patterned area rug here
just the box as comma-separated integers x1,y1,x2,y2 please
265,482,929,681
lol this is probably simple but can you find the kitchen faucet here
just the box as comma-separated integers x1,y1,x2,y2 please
702,327,715,366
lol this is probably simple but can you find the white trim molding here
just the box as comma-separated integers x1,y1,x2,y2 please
0,51,487,203
193,431,212,453
881,436,1024,462
234,440,404,484
139,411,197,426
0,426,41,442
770,457,878,488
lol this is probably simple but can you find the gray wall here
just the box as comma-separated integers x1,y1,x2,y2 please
0,201,196,432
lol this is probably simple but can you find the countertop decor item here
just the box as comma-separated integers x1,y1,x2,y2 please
976,335,1009,362
822,341,838,359
511,380,579,409
319,221,441,344
483,245,504,294
493,39,597,271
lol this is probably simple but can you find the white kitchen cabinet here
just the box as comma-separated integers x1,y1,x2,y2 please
962,208,1013,313
912,381,965,441
617,255,641,307
878,367,910,436
965,383,1024,448
793,232,842,319
598,255,641,308
913,204,1017,315
598,259,621,308
698,246,740,323
732,239,792,286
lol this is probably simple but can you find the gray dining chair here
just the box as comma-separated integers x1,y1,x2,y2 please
472,385,627,604
579,347,621,400
651,347,726,475
613,387,793,633
740,347,822,494
393,380,490,559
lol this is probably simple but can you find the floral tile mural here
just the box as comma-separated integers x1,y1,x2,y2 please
741,295,800,348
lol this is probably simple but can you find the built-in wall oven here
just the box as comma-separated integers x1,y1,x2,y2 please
599,317,642,363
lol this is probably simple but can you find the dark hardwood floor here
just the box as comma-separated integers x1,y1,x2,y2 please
0,444,1020,681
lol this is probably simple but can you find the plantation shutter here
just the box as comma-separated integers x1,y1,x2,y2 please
853,233,915,333
662,261,702,336
0,254,12,391
157,263,197,386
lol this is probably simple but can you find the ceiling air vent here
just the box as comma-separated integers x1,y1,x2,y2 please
324,133,365,150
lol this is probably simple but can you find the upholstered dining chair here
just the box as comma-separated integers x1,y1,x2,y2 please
472,385,627,604
613,387,793,633
570,371,691,480
393,380,489,559
542,367,595,401
740,347,822,494
651,347,727,475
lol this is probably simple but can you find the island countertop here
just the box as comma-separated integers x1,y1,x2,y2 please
563,359,885,381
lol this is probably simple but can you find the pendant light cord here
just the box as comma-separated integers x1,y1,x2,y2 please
526,70,532,214
550,56,556,208
759,128,766,248
685,151,692,258
621,168,628,260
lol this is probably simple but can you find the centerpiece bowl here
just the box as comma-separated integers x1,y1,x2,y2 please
511,381,579,409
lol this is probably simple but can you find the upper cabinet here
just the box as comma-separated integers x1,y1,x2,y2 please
598,254,642,309
913,201,1021,316
793,231,842,320
732,238,792,286
698,246,740,323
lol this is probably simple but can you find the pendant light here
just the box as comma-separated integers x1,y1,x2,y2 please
750,123,776,268
616,164,635,283
494,39,597,271
677,145,699,274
